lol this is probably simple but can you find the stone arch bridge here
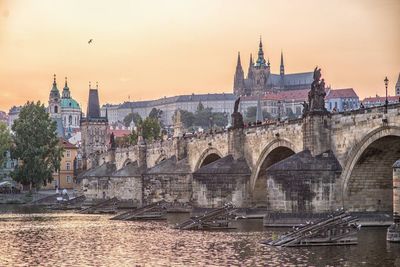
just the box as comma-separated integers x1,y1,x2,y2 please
84,104,400,213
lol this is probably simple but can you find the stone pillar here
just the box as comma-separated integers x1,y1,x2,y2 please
174,138,187,161
229,111,245,160
387,160,400,242
302,113,331,156
228,128,244,160
392,161,400,223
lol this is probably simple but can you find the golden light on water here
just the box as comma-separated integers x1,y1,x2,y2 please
0,0,399,111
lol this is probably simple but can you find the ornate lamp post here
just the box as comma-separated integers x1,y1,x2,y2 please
384,76,389,114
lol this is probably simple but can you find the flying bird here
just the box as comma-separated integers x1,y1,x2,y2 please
88,39,93,44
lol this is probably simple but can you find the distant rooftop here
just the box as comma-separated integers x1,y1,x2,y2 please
326,88,358,99
104,93,235,109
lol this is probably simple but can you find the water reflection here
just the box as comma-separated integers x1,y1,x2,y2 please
0,212,398,267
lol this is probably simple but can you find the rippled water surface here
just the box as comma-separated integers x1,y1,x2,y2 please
0,209,399,267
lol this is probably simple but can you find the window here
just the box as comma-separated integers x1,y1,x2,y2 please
66,150,71,158
66,175,72,183
54,106,58,113
66,162,71,170
68,115,72,125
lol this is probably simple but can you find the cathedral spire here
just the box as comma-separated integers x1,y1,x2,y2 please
233,52,245,96
236,52,242,69
280,51,285,76
255,36,266,68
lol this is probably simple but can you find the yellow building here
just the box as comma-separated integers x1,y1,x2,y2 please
44,139,78,190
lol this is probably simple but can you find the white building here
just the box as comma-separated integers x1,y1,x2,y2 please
101,93,236,126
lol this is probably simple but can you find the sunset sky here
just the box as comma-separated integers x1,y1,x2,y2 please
0,0,399,112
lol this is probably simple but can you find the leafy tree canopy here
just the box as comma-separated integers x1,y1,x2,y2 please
0,122,11,167
11,101,63,189
123,112,142,127
244,106,272,123
149,108,163,120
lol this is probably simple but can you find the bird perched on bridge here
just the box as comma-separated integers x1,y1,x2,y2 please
88,39,93,44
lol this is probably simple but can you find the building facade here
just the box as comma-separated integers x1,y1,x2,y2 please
233,38,314,97
44,139,78,190
100,93,236,126
362,95,400,108
325,88,359,112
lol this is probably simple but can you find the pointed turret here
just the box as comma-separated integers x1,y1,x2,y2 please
49,74,61,118
255,36,266,68
233,52,245,96
247,53,254,80
86,82,101,119
62,77,71,98
51,74,59,93
396,73,400,96
280,51,285,76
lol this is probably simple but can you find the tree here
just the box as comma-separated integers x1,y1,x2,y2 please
173,109,195,128
244,106,272,123
195,103,213,129
212,112,228,127
123,112,142,127
149,108,163,120
11,102,63,189
0,122,11,167
244,106,257,123
140,117,161,142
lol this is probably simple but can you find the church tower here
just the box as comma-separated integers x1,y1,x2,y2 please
80,82,108,169
233,52,245,96
48,74,61,119
250,37,271,96
62,77,71,98
280,51,285,89
395,73,400,96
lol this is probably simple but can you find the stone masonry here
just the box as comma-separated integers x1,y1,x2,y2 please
82,103,400,212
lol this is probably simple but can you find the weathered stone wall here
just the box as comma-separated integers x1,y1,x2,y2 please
266,171,338,212
88,104,400,211
186,132,229,171
142,173,192,204
192,174,249,208
243,121,303,170
82,176,142,204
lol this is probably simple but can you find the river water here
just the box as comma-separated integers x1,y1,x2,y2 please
0,207,399,267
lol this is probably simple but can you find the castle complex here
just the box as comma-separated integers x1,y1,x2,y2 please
233,38,314,96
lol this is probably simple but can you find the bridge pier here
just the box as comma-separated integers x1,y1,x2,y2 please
387,160,400,242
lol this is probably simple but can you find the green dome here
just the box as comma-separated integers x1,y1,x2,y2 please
61,98,80,109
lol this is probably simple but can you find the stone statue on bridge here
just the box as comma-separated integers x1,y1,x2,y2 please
306,67,328,114
230,97,244,129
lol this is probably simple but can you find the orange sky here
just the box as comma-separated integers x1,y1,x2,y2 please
0,0,399,112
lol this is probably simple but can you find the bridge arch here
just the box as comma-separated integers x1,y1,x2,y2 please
194,147,223,171
250,139,297,206
342,126,400,211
